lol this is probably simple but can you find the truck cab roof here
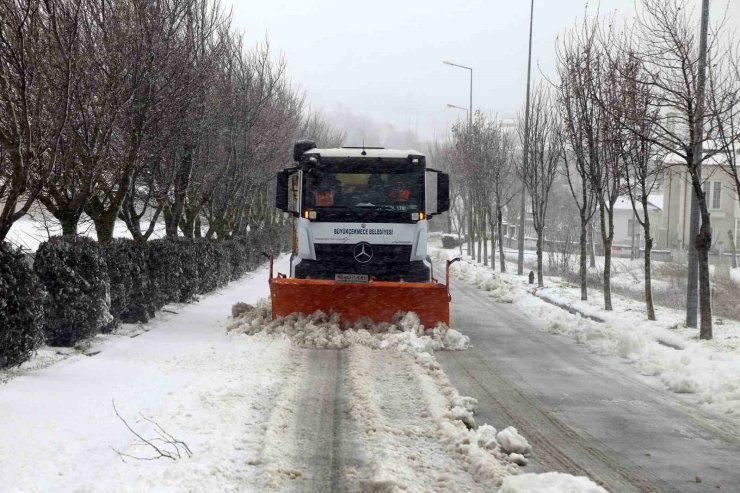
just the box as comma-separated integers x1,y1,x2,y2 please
303,147,424,160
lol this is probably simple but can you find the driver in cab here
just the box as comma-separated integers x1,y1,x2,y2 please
386,175,412,205
311,174,338,207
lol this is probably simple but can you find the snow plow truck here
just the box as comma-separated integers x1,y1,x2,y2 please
268,140,457,327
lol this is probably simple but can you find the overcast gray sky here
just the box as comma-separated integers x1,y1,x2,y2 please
230,0,739,142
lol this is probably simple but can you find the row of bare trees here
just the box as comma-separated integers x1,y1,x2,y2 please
0,0,342,245
437,112,517,273
439,0,739,340
555,0,739,338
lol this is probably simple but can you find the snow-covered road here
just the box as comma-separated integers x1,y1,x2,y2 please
4,256,563,492
439,268,740,492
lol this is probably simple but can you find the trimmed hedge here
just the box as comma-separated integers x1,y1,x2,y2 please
103,239,151,323
1,224,288,364
0,244,46,368
34,236,113,347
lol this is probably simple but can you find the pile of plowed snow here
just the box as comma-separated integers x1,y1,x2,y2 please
228,301,471,353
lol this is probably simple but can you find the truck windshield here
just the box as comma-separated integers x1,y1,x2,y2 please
304,169,423,212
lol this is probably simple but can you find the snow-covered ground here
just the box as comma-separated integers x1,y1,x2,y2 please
431,246,740,425
3,211,166,251
0,253,609,492
731,267,740,287
0,259,292,492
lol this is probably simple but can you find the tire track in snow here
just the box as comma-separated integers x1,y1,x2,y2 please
258,348,367,492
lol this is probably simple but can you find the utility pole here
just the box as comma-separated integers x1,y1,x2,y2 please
689,0,711,336
518,0,535,275
686,0,710,330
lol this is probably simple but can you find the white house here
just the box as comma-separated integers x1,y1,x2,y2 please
659,149,740,254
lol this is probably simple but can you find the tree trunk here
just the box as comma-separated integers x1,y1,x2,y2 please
180,214,195,238
599,205,613,311
481,208,487,266
497,206,506,273
536,229,544,287
468,192,475,259
0,222,12,243
194,216,202,238
697,218,713,339
644,234,656,321
488,206,497,271
54,207,84,237
167,144,194,237
60,216,78,236
579,214,588,301
92,210,118,245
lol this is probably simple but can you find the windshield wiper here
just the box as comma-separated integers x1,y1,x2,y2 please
353,204,408,211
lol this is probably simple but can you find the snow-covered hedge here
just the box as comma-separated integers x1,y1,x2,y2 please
146,238,182,310
3,225,287,363
441,233,462,249
0,243,46,368
34,236,113,346
194,238,220,294
103,239,151,324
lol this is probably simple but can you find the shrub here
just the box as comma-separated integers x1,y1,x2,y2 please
103,239,151,323
34,236,112,346
193,238,219,294
172,238,199,302
0,243,46,368
441,234,461,249
215,241,232,287
225,238,250,280
146,239,181,309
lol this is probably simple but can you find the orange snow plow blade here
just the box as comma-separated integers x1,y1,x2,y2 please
267,258,459,327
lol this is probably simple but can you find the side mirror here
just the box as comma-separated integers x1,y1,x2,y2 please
275,169,299,214
437,172,450,213
425,169,450,216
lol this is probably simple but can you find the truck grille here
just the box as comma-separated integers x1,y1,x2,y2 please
314,243,412,264
297,244,427,281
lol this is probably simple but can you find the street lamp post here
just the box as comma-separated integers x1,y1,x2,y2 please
443,60,475,259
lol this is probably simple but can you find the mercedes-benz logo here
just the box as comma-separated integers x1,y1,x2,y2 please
353,242,373,264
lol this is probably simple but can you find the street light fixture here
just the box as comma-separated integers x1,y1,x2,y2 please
446,103,469,121
442,60,472,127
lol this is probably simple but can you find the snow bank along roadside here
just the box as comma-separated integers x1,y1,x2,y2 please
432,248,740,423
229,303,605,491
0,260,297,492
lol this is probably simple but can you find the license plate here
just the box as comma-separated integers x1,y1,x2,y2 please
335,273,369,284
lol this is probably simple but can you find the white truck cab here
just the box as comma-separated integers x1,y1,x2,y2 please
275,140,449,283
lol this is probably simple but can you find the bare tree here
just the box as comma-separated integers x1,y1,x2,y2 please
618,49,663,321
491,126,517,272
556,18,600,301
0,0,78,241
605,0,737,338
517,84,562,287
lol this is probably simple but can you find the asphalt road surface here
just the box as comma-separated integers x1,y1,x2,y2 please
438,274,740,492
